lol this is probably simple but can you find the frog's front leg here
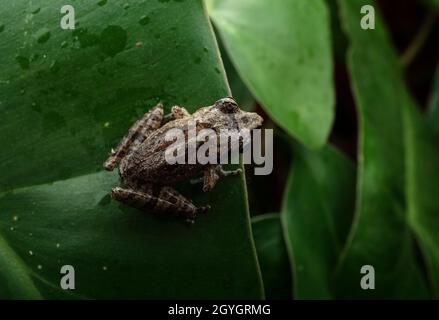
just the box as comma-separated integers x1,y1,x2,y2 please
112,185,209,223
202,165,243,192
164,105,191,123
104,103,164,171
171,106,190,119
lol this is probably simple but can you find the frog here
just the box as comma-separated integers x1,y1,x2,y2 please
104,97,263,223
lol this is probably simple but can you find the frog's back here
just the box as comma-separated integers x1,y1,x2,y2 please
119,121,203,185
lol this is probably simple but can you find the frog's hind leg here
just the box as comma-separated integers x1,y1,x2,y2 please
104,103,164,171
111,186,209,223
158,186,210,223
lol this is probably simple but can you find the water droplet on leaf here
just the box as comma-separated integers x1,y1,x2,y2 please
139,15,150,26
35,28,51,44
49,60,60,74
72,28,99,48
98,194,111,206
30,54,40,62
31,101,41,113
16,56,30,70
99,25,127,57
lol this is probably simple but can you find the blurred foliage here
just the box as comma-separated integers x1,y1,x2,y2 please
282,144,355,299
333,0,430,299
211,0,439,299
207,0,335,148
252,214,291,299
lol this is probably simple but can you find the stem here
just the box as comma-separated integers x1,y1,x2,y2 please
401,13,436,67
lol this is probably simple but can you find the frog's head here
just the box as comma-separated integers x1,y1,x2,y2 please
191,97,264,159
210,97,263,131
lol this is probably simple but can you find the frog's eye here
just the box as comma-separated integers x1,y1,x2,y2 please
215,97,239,114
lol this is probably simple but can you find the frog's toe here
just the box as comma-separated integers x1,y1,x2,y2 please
197,205,211,214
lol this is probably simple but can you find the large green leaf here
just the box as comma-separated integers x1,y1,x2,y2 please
251,214,291,300
405,61,439,298
405,105,439,298
0,0,263,299
335,0,429,299
206,0,335,148
282,144,355,299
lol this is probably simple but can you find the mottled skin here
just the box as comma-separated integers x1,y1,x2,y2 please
104,97,263,223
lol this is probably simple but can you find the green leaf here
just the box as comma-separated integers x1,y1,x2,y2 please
282,144,355,299
0,0,263,299
405,99,439,298
335,0,429,299
251,214,291,300
0,234,42,299
206,0,335,148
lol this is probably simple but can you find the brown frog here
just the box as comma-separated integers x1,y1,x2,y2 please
104,97,263,223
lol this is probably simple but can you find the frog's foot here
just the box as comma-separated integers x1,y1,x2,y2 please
186,205,211,224
197,205,211,214
158,186,210,222
217,166,242,177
